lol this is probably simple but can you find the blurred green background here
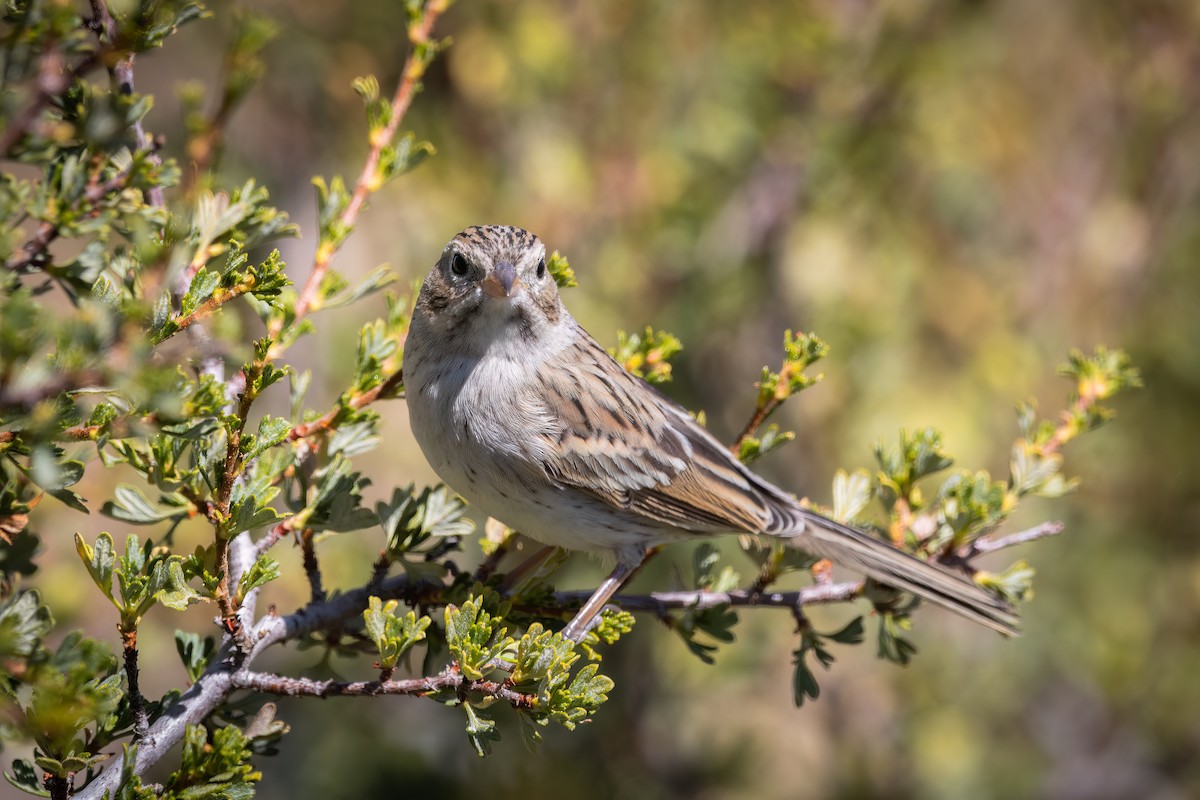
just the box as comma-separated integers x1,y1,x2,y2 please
35,0,1200,798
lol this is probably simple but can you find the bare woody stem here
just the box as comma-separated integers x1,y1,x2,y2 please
283,3,447,331
966,521,1065,556
300,528,325,604
730,397,782,456
230,669,536,710
119,627,149,740
548,580,866,615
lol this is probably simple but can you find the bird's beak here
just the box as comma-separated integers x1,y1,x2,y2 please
481,260,520,299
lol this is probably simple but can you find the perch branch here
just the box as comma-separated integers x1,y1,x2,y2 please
230,669,536,710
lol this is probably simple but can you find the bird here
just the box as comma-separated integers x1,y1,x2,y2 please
403,225,1018,641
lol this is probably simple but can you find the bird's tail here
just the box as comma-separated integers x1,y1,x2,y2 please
793,508,1019,635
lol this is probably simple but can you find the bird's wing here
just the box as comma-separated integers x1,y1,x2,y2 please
530,324,782,534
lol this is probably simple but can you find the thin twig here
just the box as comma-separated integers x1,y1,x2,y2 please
300,528,325,604
967,521,1065,556
286,370,404,441
253,520,293,559
282,4,446,331
157,284,255,342
229,669,536,710
43,774,69,800
730,399,780,456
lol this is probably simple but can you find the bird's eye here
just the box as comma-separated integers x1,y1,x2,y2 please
450,253,470,276
536,259,546,279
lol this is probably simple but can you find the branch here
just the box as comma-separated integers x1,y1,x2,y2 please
153,283,256,343
966,521,1065,556
730,399,780,456
230,669,536,710
211,377,259,629
77,573,429,800
286,369,403,441
284,4,446,329
228,531,260,635
76,509,1056,798
300,528,325,604
546,581,866,615
252,519,293,559
119,628,149,740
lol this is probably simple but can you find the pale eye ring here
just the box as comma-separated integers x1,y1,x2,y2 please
450,252,470,276
536,258,546,279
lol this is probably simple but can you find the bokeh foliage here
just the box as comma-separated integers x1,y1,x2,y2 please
0,1,1187,800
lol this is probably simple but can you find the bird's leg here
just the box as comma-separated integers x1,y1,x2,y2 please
561,559,640,642
560,547,664,642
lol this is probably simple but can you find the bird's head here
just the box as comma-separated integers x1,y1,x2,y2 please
414,225,565,350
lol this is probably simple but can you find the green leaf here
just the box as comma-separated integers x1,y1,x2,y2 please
175,630,217,683
790,616,867,706
736,423,796,464
0,590,54,661
226,479,286,534
876,612,918,665
791,653,821,706
976,560,1035,604
542,661,614,730
151,558,203,611
180,267,220,316
875,428,955,511
378,133,436,184
510,623,575,686
363,596,431,671
327,419,380,459
444,595,511,681
463,703,500,758
3,758,48,796
379,484,474,560
75,532,117,604
235,554,281,602
168,723,260,795
101,484,179,525
296,456,376,534
827,615,866,645
243,415,290,461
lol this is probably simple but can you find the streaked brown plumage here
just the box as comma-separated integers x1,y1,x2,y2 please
405,225,1018,640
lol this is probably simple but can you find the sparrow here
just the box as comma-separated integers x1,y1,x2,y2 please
404,225,1017,641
